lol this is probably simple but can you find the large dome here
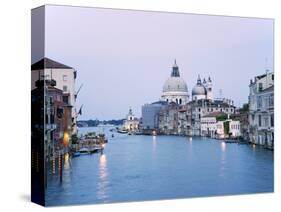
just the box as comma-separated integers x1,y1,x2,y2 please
161,60,189,105
192,84,207,95
163,77,188,93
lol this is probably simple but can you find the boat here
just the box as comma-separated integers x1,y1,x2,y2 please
79,147,90,154
128,131,133,135
72,152,81,157
89,148,99,154
117,129,128,134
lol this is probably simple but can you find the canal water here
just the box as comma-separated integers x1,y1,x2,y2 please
46,126,273,206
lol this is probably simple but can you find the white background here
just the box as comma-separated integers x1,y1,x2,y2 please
0,0,280,211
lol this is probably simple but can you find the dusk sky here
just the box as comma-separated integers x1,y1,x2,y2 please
34,5,274,120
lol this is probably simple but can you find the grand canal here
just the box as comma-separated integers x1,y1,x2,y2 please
46,126,273,206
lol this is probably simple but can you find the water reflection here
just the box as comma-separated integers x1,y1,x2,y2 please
187,137,193,158
46,126,274,206
97,154,109,200
152,136,157,152
62,153,71,186
221,141,226,153
219,142,226,178
64,153,70,170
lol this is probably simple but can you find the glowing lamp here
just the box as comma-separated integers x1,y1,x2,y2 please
63,132,69,146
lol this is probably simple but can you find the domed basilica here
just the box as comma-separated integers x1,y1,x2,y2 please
161,60,213,104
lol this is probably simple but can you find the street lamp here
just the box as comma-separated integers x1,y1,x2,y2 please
63,131,69,147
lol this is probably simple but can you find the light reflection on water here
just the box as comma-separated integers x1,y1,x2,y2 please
97,154,109,201
219,142,226,179
152,136,157,152
46,126,273,206
221,141,226,153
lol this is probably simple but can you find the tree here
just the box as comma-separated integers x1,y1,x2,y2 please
71,134,79,144
223,121,230,135
241,103,249,112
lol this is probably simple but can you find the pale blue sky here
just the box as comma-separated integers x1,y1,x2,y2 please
34,5,274,120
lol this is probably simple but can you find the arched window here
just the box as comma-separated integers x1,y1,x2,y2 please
179,98,182,105
176,98,178,104
166,99,169,102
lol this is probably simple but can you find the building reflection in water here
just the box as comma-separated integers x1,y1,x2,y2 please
59,153,71,186
187,137,193,158
97,154,109,200
152,136,157,152
219,141,226,178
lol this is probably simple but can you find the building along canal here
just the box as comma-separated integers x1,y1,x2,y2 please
46,126,273,206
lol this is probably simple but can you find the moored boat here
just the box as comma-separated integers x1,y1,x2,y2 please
117,129,128,134
72,152,81,157
79,147,90,154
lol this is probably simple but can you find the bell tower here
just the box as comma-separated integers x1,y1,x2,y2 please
206,76,213,100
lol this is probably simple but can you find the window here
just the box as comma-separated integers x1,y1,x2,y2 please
258,115,262,127
198,108,201,112
257,96,262,109
258,83,263,92
264,117,268,127
63,75,67,81
269,94,274,107
63,85,67,92
63,96,69,104
179,98,182,105
271,114,274,127
57,108,63,119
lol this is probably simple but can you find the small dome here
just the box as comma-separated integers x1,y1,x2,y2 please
163,77,188,93
192,84,207,95
192,75,207,95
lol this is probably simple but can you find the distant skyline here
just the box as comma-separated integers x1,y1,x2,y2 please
32,5,274,120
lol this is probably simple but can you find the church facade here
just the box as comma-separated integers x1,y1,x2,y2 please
123,108,139,132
